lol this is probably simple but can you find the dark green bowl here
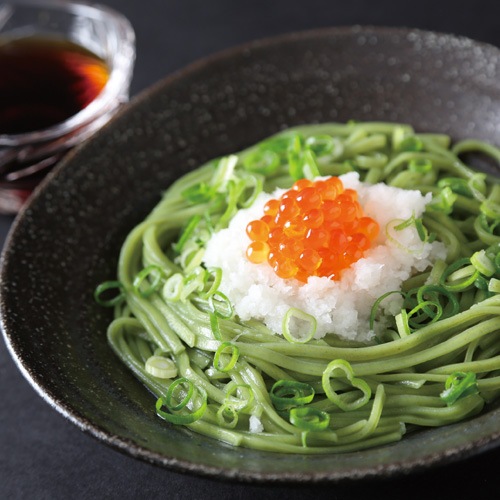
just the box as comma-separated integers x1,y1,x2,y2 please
2,26,500,482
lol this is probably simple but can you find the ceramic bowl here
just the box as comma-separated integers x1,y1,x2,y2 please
2,26,500,482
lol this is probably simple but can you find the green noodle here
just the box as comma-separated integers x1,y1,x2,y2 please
98,122,500,453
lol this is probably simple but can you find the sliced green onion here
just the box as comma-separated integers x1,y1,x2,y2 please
416,284,459,319
211,155,238,193
289,133,303,153
173,215,202,253
133,265,164,298
288,138,304,180
243,149,280,175
386,218,425,253
481,199,500,220
428,187,457,214
437,177,472,197
393,214,417,231
224,382,254,411
165,377,194,411
488,184,500,204
468,173,487,201
407,285,458,325
485,243,500,260
215,179,240,229
495,252,500,270
181,182,214,203
440,372,478,406
154,347,172,356
471,249,496,277
391,126,407,149
260,133,298,156
395,309,411,337
182,247,205,274
427,259,448,285
488,278,500,293
145,356,178,379
270,380,315,411
330,137,344,160
414,218,429,242
200,267,222,299
397,135,423,152
181,267,206,300
94,280,125,307
156,381,207,425
440,258,475,288
289,407,330,431
288,153,304,181
474,275,490,291
305,134,335,157
439,259,479,292
162,273,184,301
408,157,432,173
392,214,429,241
322,359,371,411
407,300,443,328
302,149,321,180
282,308,317,343
445,269,479,292
209,291,233,319
209,312,222,340
237,173,263,208
216,404,239,429
369,290,406,330
476,213,500,240
214,342,240,372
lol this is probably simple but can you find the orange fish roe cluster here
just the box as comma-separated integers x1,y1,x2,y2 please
245,177,379,282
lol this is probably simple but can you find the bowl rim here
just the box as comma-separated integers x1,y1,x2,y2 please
2,24,500,483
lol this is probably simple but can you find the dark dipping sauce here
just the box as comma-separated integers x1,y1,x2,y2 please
0,36,109,135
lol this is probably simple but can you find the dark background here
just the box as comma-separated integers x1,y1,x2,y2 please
2,0,500,498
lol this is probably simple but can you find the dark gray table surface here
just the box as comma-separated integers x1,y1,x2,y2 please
2,0,500,498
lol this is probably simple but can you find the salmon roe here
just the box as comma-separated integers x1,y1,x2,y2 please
245,177,379,282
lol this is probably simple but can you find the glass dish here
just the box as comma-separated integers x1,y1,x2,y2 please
0,0,135,213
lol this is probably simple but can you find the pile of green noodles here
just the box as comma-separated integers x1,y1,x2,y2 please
96,122,500,453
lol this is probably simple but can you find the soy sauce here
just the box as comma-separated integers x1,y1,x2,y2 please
0,37,109,135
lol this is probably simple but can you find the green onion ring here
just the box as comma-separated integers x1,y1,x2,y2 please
214,342,240,372
270,380,315,411
133,265,164,298
289,407,330,431
94,280,125,307
165,377,194,411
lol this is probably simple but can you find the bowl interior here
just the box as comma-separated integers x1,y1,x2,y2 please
3,26,500,482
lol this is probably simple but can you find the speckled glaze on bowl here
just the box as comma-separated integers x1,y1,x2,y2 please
2,26,500,482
